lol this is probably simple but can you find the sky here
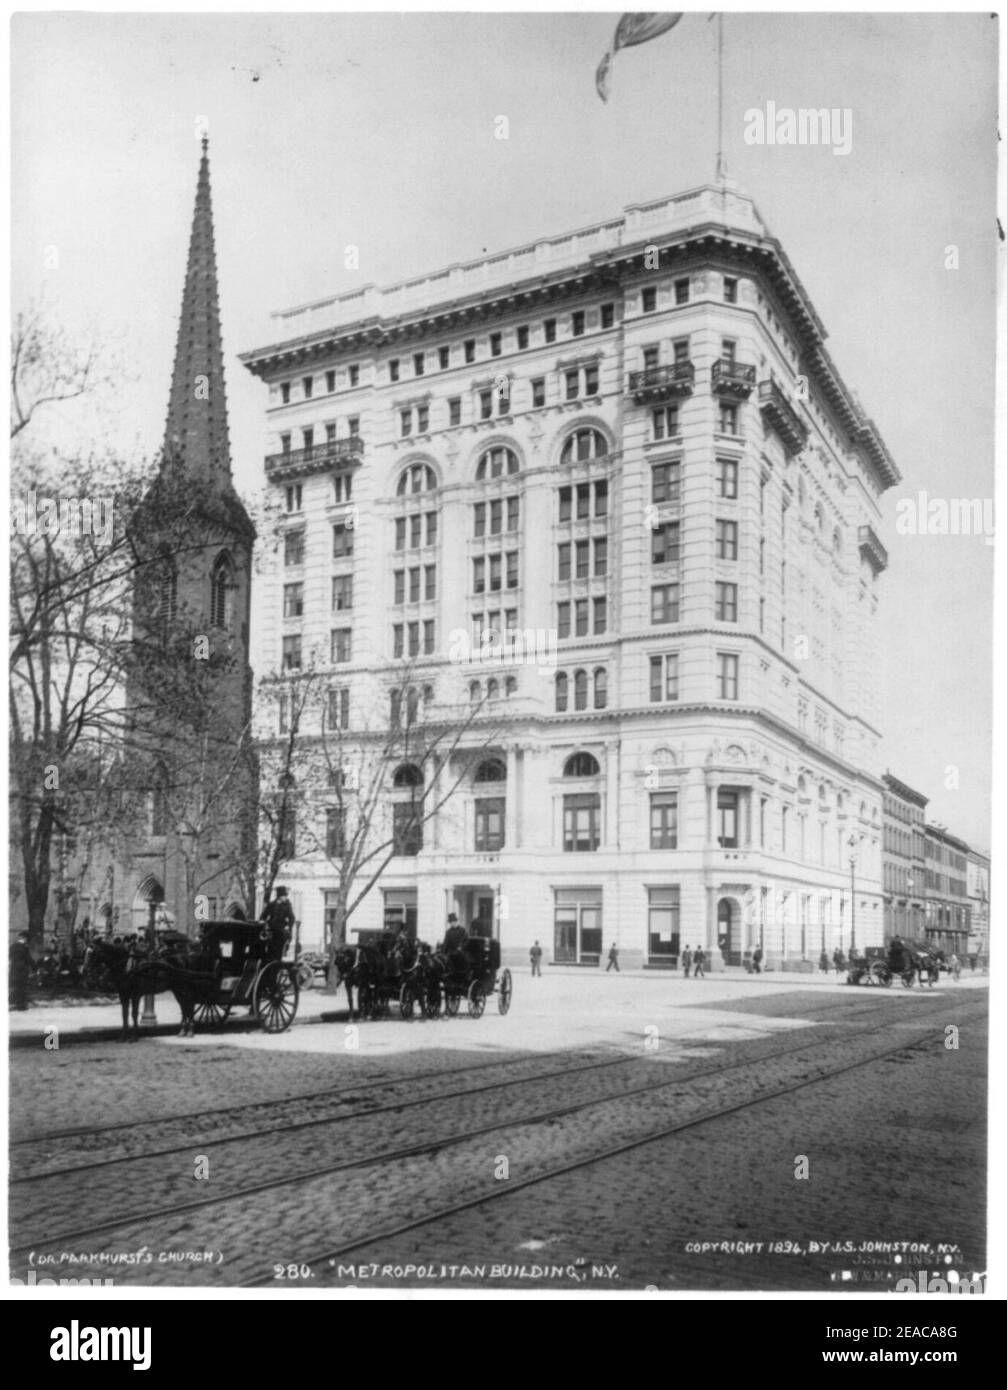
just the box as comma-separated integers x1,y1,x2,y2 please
9,8,998,852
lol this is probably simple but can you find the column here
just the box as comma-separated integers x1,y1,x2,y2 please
505,745,519,849
605,741,619,847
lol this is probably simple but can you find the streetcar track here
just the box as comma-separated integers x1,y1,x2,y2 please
12,998,983,1261
11,993,913,1182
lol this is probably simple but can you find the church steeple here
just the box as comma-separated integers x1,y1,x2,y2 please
160,138,254,538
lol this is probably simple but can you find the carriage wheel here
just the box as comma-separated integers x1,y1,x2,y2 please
423,982,442,1019
253,962,299,1033
901,970,916,988
192,999,230,1029
468,982,486,1019
399,982,417,1020
870,963,892,988
497,969,512,1016
444,989,461,1018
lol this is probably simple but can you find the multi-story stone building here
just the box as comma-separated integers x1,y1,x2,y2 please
966,848,990,964
923,825,971,956
241,181,895,969
881,773,928,941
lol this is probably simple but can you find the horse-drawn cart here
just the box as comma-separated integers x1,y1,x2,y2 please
181,921,299,1034
846,939,940,989
438,935,512,1019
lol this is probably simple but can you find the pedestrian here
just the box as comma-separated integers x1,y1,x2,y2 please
606,943,620,972
753,946,763,975
261,885,295,965
968,953,977,973
949,952,961,982
693,945,706,979
9,931,31,1011
681,945,692,978
530,940,543,977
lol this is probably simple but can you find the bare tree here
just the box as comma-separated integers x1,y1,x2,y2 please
10,307,101,440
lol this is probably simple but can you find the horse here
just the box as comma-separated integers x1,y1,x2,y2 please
331,945,368,1021
917,951,941,988
84,939,153,1040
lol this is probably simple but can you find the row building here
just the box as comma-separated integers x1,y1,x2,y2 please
240,181,899,969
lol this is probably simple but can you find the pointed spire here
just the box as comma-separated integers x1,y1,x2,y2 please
162,138,232,487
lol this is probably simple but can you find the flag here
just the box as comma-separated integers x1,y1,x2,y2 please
596,12,684,102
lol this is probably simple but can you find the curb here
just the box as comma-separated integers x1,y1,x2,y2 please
7,1003,350,1048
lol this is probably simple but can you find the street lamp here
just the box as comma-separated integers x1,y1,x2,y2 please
848,834,860,953
906,876,914,939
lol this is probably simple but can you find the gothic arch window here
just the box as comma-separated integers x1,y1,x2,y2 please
564,752,600,778
560,428,608,465
486,677,500,701
397,462,437,495
469,679,482,705
211,551,236,629
594,667,608,709
474,758,507,783
476,446,519,481
157,549,178,624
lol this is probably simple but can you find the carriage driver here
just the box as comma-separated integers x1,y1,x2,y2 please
262,886,296,965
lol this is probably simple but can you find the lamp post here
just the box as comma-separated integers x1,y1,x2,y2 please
906,876,914,939
848,834,859,953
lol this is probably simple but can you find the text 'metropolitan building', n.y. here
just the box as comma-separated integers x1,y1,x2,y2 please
241,181,896,970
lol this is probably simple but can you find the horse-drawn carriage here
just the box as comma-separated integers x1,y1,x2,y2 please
437,933,512,1018
177,920,299,1033
333,928,513,1022
847,938,942,989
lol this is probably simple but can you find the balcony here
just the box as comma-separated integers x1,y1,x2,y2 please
628,362,695,405
265,435,364,482
858,523,889,573
711,358,756,399
758,379,809,456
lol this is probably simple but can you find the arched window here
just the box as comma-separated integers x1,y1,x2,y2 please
555,672,568,712
397,462,437,495
422,684,434,706
564,752,600,778
406,687,420,722
469,679,482,705
157,550,177,624
474,758,507,783
505,675,517,697
476,446,519,481
486,677,500,701
210,551,235,629
561,428,608,465
594,667,607,710
393,763,423,788
573,669,588,710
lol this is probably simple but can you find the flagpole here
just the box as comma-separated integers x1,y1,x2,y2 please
716,12,726,183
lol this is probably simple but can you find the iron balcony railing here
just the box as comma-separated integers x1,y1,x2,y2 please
627,361,695,404
757,379,809,455
265,435,364,479
712,358,756,397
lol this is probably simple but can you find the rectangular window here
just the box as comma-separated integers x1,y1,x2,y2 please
333,522,354,558
517,325,529,350
601,303,615,329
717,652,739,700
643,346,660,372
595,480,608,517
394,570,405,605
325,807,345,858
559,486,572,523
557,601,571,640
554,889,603,963
302,427,314,452
715,581,738,622
651,521,680,565
641,286,657,313
395,518,407,550
497,387,510,415
489,553,502,592
389,358,400,382
584,364,599,396
284,530,304,567
565,369,579,401
650,793,678,850
575,538,591,579
506,551,519,589
544,318,557,343
474,798,505,852
400,409,412,438
332,575,353,611
425,511,437,545
507,496,520,531
331,628,351,663
719,402,739,435
563,794,601,852
409,567,421,602
425,565,436,600
724,276,738,303
715,519,739,560
392,803,422,857
652,405,679,440
410,514,422,548
326,370,336,393
474,502,486,538
282,635,302,672
280,382,291,404
593,597,607,634
325,423,337,445
576,483,591,520
650,654,679,702
532,377,545,408
718,457,739,499
673,338,689,365
721,338,737,364
558,542,571,582
280,433,292,455
349,365,359,387
423,619,435,654
651,460,681,503
283,583,304,619
674,277,690,305
480,390,493,420
594,537,608,577
303,376,314,399
348,415,360,436
465,339,476,363
449,397,461,426
413,352,424,377
490,499,503,535
574,598,589,637
438,346,450,370
407,621,419,657
327,686,350,731
490,332,502,357
416,405,429,433
717,790,739,848
572,310,585,337
651,584,679,624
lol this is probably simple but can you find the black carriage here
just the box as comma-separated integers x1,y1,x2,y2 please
438,934,513,1019
846,939,930,989
186,921,299,1032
